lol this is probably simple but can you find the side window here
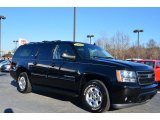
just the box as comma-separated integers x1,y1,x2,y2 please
14,45,34,58
13,46,23,58
76,46,90,59
37,43,56,60
19,47,33,57
53,44,75,60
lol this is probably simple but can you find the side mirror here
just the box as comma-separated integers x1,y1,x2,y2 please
61,53,76,60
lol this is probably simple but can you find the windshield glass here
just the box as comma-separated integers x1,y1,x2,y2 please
73,43,113,59
139,61,155,68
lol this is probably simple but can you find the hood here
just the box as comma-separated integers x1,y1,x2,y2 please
93,58,153,71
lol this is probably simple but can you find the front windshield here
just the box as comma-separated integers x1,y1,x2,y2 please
73,43,113,59
143,61,155,68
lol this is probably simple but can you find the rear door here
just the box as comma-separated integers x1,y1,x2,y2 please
29,43,56,85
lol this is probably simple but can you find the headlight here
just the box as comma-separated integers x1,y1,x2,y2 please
116,70,137,83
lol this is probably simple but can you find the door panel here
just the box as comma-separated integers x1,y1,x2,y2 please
46,43,78,91
47,60,63,87
47,60,78,90
29,60,49,85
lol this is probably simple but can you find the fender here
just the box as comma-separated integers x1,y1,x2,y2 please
79,72,112,94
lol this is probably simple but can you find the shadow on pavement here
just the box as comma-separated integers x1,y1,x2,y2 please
11,80,17,87
32,86,86,112
0,73,7,76
4,108,14,113
10,80,86,112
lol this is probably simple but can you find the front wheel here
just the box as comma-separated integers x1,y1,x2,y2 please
17,72,32,93
82,80,110,113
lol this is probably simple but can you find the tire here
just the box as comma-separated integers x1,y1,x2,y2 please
17,72,32,93
82,80,110,113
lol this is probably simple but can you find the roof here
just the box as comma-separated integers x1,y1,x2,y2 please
28,40,88,45
27,40,89,45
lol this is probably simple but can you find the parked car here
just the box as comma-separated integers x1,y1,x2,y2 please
10,41,158,112
0,59,4,63
0,60,11,72
1,64,11,72
0,60,11,68
125,58,143,62
138,60,160,83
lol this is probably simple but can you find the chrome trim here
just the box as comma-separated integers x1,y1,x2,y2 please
136,71,155,85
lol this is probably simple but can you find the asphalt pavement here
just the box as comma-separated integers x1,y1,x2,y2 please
0,72,160,113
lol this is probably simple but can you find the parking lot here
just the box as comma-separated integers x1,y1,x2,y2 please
0,72,160,113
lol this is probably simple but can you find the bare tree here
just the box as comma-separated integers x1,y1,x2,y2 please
111,32,130,59
146,39,159,59
147,39,157,48
96,32,130,59
96,33,160,60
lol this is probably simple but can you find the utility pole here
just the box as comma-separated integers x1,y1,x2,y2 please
13,40,18,51
133,29,144,59
87,35,94,44
73,7,76,42
0,15,6,58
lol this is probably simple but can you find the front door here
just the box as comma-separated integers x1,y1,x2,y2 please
47,43,78,90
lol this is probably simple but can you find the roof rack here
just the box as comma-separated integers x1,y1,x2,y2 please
42,40,61,43
28,42,41,44
29,40,61,44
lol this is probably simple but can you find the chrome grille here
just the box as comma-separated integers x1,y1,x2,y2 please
137,71,155,85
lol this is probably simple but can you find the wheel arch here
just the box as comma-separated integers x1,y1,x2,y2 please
16,66,31,81
80,73,112,94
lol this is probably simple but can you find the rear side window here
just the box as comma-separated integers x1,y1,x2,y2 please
13,46,23,58
14,45,35,58
19,47,33,57
37,43,56,60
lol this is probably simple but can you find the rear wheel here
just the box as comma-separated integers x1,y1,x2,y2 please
17,72,32,93
82,80,110,112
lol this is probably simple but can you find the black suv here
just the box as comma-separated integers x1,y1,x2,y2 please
10,41,158,112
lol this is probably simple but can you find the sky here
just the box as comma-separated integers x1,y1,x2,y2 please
0,7,160,52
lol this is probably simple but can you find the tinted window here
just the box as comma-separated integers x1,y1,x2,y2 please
143,61,155,68
74,43,113,59
19,47,33,57
37,43,56,60
53,43,75,60
14,45,35,58
13,46,23,57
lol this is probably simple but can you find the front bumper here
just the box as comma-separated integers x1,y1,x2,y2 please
111,82,158,109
